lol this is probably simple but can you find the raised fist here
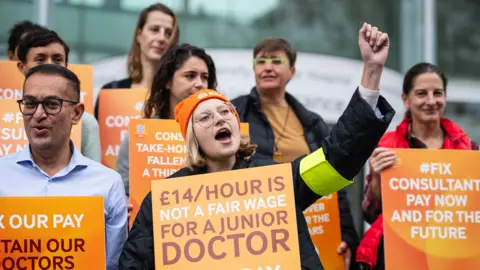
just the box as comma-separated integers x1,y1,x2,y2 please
359,23,390,67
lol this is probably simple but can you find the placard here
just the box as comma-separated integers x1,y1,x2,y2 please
0,196,106,269
97,89,148,169
381,149,480,270
303,193,344,269
151,163,301,269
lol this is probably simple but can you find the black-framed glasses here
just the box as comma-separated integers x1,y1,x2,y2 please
194,102,237,129
17,98,79,116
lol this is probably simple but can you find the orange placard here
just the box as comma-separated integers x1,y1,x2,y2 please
0,99,81,158
69,64,94,114
98,89,148,169
303,193,344,270
0,196,106,269
151,163,301,269
381,149,480,270
0,61,94,114
129,118,249,228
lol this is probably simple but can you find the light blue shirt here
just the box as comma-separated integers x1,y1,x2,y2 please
0,143,127,270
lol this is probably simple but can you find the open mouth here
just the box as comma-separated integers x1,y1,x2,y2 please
215,128,232,142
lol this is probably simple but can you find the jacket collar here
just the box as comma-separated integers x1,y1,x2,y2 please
397,118,469,142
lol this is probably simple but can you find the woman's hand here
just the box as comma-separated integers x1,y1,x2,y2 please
359,22,390,90
369,147,396,199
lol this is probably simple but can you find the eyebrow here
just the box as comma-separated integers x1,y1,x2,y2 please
22,95,62,100
258,55,280,58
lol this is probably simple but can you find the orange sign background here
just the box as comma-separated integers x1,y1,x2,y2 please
381,149,480,270
98,89,148,169
151,163,301,269
303,193,343,269
0,196,106,269
0,99,81,158
0,61,94,114
129,118,249,228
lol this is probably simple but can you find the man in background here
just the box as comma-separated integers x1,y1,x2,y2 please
7,22,102,162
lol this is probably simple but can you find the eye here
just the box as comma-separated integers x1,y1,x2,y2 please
199,115,211,122
271,58,283,65
415,91,426,97
255,58,266,65
165,29,172,38
434,90,444,96
44,100,60,109
149,26,159,33
185,73,195,79
23,100,37,109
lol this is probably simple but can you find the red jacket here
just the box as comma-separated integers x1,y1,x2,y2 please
356,118,476,269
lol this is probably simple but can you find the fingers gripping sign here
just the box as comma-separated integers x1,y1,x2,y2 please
359,22,390,67
369,147,397,176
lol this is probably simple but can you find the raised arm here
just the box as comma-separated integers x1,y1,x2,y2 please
292,23,395,210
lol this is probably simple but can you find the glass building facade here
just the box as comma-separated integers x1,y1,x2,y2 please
1,0,480,234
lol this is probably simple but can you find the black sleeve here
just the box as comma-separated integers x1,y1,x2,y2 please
119,193,155,270
290,88,395,211
322,88,395,180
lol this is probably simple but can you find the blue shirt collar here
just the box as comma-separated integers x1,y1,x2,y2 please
16,141,89,170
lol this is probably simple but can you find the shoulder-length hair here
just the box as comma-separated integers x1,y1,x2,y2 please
143,44,217,119
128,3,179,83
184,115,256,171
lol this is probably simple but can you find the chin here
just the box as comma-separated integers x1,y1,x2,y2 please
259,83,280,91
148,52,163,61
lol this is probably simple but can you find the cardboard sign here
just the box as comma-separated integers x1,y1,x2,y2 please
0,99,81,158
0,61,94,114
151,163,301,269
303,194,344,269
381,149,480,270
97,89,148,169
0,196,106,269
129,118,249,228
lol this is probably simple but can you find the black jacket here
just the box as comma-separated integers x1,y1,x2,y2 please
95,78,133,119
231,88,360,269
119,88,395,270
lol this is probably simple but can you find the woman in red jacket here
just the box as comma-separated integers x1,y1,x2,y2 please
356,62,478,270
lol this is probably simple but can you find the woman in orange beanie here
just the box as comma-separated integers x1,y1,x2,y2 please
120,23,395,269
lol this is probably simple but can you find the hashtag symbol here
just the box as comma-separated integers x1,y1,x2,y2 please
420,162,430,174
2,112,14,123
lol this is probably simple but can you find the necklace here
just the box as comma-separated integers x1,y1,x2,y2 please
273,105,290,163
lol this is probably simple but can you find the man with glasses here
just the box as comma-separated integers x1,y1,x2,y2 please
0,64,127,270
231,37,360,269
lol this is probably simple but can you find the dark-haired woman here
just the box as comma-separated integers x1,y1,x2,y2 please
116,43,217,197
356,62,478,270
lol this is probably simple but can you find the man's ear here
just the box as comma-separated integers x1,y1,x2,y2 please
17,61,27,75
72,103,85,125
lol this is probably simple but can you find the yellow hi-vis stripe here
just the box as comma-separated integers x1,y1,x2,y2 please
299,148,353,196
